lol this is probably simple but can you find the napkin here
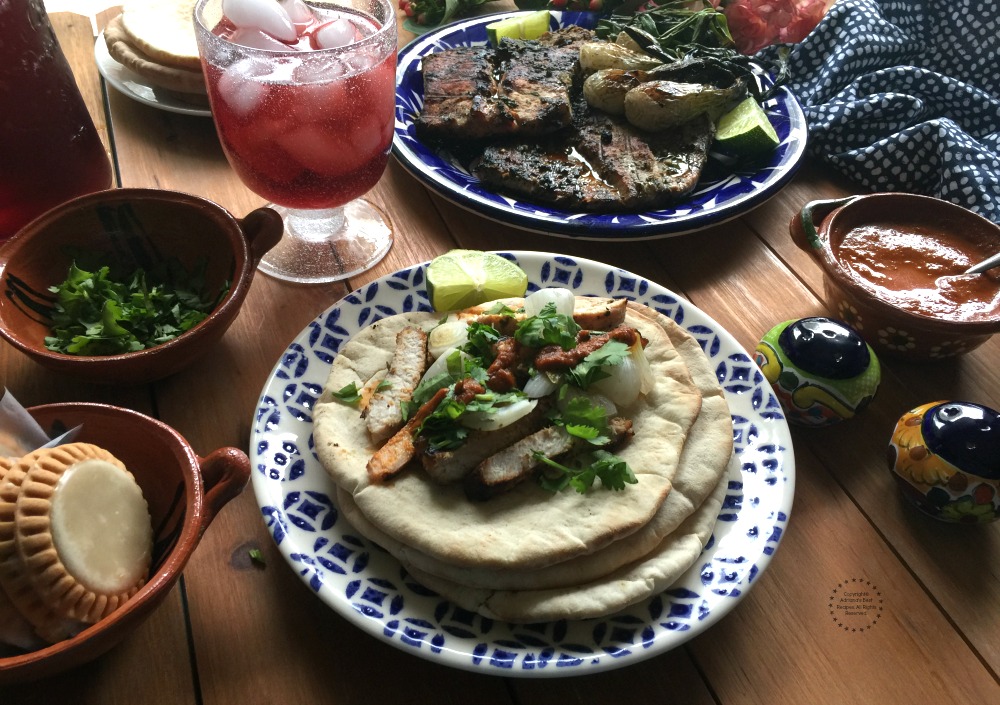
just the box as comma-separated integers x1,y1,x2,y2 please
0,390,80,456
762,0,1000,223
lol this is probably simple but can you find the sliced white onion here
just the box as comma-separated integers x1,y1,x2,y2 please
522,371,560,399
419,347,469,385
590,339,652,408
461,398,538,431
428,320,469,360
524,287,576,318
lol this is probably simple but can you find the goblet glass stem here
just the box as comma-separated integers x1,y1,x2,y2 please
258,199,393,284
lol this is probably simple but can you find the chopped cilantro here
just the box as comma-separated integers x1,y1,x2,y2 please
567,339,630,388
535,449,637,493
44,259,225,356
514,302,580,350
462,322,501,361
331,382,362,404
550,389,611,445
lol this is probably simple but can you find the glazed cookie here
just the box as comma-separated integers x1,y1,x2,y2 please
0,443,152,643
0,453,46,649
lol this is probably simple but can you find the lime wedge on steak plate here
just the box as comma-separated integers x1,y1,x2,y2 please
486,10,551,47
715,96,780,158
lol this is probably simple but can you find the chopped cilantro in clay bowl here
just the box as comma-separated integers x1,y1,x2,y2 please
0,188,281,384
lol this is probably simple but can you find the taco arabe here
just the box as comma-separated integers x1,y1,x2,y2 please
313,292,733,621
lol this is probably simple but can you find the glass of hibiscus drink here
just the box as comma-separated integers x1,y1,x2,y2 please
194,0,397,283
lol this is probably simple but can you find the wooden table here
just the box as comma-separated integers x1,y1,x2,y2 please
5,5,999,703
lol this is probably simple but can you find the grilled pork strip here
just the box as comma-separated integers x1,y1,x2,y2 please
465,426,574,501
367,388,448,483
420,401,550,484
463,296,628,334
465,416,635,501
365,326,429,444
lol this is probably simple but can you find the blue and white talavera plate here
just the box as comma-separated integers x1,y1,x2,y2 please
251,252,795,677
393,11,808,241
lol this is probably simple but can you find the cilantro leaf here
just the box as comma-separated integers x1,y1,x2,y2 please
550,390,611,445
535,449,637,494
331,382,362,404
462,322,501,361
514,302,580,350
567,339,630,389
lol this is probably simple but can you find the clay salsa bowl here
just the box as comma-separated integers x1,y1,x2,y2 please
0,188,282,384
0,402,251,684
790,192,1000,360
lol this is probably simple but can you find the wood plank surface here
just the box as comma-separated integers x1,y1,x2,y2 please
4,3,999,703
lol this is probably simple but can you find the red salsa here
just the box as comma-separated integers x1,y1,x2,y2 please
835,220,1000,322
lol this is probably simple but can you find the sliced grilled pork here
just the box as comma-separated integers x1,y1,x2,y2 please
365,326,428,444
464,425,574,501
465,416,635,501
367,388,447,483
420,401,550,484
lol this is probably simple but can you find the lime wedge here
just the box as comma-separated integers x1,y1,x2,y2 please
715,96,780,158
486,10,551,47
426,250,528,312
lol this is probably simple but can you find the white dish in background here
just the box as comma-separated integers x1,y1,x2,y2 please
250,251,796,677
94,30,211,117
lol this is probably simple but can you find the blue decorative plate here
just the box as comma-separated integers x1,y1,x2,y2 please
393,12,808,240
251,252,795,676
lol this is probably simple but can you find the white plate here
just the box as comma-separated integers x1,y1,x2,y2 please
393,11,808,240
251,252,795,676
94,30,211,117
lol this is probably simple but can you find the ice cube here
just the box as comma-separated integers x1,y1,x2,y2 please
230,27,295,51
275,124,366,176
291,55,347,84
278,0,315,32
310,19,358,50
217,57,271,117
222,0,297,43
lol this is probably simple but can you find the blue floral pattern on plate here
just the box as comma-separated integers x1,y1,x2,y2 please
392,11,808,241
251,252,795,676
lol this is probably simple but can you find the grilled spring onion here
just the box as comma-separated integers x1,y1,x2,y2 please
596,1,790,101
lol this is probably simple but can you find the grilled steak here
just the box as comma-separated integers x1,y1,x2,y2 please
416,26,593,141
473,109,715,212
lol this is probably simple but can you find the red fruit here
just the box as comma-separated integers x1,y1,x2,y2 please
972,483,996,505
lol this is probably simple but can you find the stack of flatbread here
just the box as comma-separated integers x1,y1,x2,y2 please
313,297,734,623
103,0,208,104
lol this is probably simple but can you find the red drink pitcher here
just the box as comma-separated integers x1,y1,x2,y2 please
0,0,113,241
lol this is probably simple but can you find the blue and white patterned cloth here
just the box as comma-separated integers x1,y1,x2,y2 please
763,0,1000,223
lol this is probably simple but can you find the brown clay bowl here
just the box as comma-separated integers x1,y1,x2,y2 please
0,188,282,384
0,402,251,684
790,193,1000,360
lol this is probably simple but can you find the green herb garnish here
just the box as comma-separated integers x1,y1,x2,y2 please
535,449,637,494
44,260,224,356
248,548,266,566
567,339,630,389
331,382,362,404
514,302,580,350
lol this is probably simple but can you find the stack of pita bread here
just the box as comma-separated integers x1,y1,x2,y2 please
103,0,208,104
313,297,734,623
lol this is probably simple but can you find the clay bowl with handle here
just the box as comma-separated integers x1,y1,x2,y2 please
0,188,282,384
0,402,251,684
790,192,1000,360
